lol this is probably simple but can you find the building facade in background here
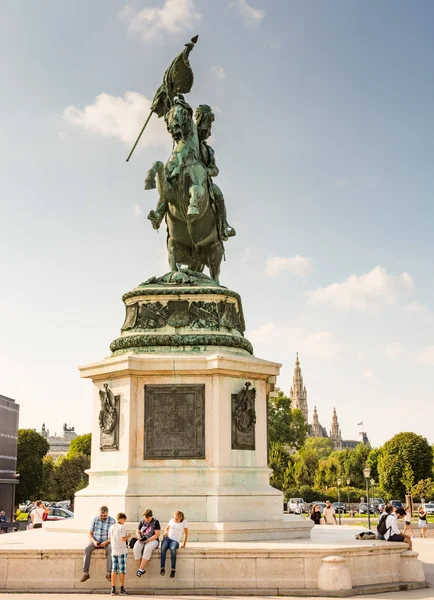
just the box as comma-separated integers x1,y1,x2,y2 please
289,355,369,449
0,394,20,521
40,423,77,459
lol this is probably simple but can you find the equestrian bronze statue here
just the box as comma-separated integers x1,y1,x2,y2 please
127,37,235,284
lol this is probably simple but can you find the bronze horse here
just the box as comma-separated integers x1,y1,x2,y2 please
145,100,224,283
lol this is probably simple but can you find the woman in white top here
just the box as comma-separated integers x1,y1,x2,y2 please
160,510,189,578
403,506,415,538
30,500,49,529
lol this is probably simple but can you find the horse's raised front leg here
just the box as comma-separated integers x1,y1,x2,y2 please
144,161,163,190
145,161,169,230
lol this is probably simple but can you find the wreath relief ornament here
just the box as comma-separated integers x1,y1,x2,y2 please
99,383,118,435
234,381,256,433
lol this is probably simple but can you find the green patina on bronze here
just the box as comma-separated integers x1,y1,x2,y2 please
110,334,253,355
136,38,235,283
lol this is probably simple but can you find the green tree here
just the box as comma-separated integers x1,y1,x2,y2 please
412,478,433,501
401,464,415,495
378,432,432,499
292,438,334,487
52,454,90,503
269,442,291,491
67,433,92,458
268,392,308,450
39,456,56,500
367,447,380,482
16,429,50,503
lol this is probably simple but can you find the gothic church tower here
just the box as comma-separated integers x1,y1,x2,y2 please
330,407,342,450
290,353,309,422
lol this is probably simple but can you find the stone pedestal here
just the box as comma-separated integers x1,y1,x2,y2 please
73,276,312,540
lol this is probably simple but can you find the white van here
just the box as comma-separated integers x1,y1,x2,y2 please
288,498,305,514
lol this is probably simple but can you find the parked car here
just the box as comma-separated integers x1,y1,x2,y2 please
371,498,385,510
288,498,305,514
358,503,374,514
54,500,72,510
423,503,434,515
332,502,347,514
390,500,403,509
46,508,74,521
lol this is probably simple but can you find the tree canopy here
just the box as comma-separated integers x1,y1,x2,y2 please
378,432,432,499
67,433,92,458
268,392,308,450
16,429,50,503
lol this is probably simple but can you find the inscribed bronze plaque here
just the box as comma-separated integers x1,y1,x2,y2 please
231,382,256,451
144,384,205,459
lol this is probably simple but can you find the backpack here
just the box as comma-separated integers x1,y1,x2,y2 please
377,513,390,536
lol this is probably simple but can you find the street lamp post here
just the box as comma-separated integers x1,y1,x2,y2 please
346,478,351,515
337,478,342,525
363,466,371,530
370,478,376,513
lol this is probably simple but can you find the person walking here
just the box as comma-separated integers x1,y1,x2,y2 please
108,512,131,596
135,509,161,577
323,501,337,525
403,506,415,538
160,510,189,579
310,504,322,525
80,506,115,583
30,500,49,529
418,505,428,538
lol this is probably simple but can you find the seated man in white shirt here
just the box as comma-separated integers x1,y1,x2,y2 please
384,507,412,550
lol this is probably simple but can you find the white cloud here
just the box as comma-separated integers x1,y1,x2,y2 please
384,343,402,358
57,131,68,141
120,0,201,42
210,66,226,80
63,91,167,148
415,346,434,366
231,0,265,25
307,266,413,313
363,369,378,385
132,204,142,217
248,323,342,360
240,247,250,267
265,255,313,278
402,301,434,322
334,179,346,186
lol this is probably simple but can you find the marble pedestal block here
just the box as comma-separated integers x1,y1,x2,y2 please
74,350,308,540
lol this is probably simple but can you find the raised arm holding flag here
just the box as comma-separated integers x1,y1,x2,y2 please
126,35,199,162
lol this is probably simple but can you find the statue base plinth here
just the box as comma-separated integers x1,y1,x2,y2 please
74,350,305,540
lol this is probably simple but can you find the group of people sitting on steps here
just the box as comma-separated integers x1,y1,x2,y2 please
80,505,188,596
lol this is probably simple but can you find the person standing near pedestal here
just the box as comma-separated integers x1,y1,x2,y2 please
135,509,161,577
160,510,189,578
108,512,131,596
30,500,49,529
80,506,115,583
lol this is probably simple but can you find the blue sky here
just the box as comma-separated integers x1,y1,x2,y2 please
1,0,433,447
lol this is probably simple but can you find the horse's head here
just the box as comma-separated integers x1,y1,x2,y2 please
165,99,194,142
